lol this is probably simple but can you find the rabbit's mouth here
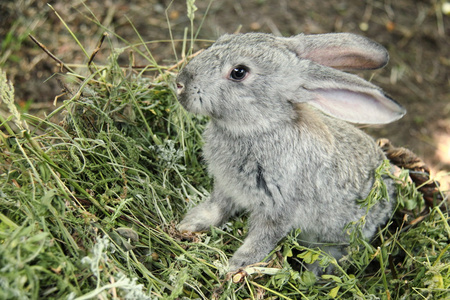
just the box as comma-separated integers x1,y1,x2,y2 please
176,82,184,94
175,81,209,116
175,78,193,109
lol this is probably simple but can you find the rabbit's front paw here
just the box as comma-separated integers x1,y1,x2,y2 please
228,255,255,272
228,244,267,271
178,200,226,233
177,216,211,233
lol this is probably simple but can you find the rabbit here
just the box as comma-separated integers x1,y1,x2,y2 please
175,32,406,274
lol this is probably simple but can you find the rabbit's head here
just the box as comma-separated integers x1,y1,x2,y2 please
176,33,405,134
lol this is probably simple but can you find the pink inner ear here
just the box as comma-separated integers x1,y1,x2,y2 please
309,89,406,124
303,48,388,70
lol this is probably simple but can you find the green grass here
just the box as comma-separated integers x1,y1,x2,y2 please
0,4,449,299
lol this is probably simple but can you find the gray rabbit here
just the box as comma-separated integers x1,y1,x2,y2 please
175,32,405,274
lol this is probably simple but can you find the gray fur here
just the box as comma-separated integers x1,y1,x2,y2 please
176,32,405,273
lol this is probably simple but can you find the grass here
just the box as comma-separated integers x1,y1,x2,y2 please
0,3,449,299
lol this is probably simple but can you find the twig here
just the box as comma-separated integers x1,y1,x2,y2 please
166,49,204,72
154,49,204,82
88,32,108,67
28,34,74,73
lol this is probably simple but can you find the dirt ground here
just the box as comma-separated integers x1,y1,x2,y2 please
1,0,449,189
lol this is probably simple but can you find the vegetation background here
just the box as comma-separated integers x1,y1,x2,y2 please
0,0,449,299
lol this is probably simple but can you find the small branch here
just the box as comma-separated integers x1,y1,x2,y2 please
166,49,204,72
88,32,108,67
28,34,74,73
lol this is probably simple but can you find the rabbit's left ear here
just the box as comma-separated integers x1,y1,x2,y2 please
299,80,406,125
286,33,389,71
290,62,406,124
290,63,406,124
285,33,405,124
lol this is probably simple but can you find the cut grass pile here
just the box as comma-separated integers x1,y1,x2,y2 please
0,7,449,300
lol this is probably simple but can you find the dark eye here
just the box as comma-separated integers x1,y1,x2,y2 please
229,65,249,81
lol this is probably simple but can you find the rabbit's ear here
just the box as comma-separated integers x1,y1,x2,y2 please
286,33,389,71
294,65,406,124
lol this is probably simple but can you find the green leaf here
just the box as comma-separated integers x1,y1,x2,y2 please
299,271,317,287
328,286,340,298
297,250,320,264
321,274,342,283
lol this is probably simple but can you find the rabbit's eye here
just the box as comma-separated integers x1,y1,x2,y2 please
229,65,249,81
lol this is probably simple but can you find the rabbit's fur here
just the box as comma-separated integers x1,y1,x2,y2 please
176,32,405,273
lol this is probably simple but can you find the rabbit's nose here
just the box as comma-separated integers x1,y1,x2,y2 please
176,82,185,95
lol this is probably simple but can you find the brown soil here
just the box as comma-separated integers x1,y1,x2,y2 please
1,0,449,189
